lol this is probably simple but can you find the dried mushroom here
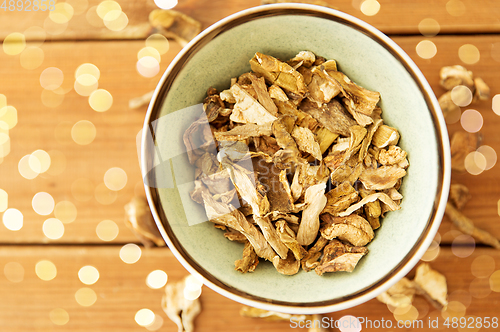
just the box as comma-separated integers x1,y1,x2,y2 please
450,131,481,172
414,263,448,308
439,65,474,90
149,9,202,46
124,197,166,247
449,183,471,210
240,306,307,322
161,276,202,332
185,51,408,275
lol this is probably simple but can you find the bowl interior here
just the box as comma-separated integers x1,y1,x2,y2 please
147,9,441,306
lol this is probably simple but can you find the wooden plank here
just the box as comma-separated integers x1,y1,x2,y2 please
0,40,183,243
1,36,500,245
2,0,500,42
393,35,500,245
0,245,499,331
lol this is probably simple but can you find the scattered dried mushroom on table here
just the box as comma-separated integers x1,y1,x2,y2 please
184,51,409,275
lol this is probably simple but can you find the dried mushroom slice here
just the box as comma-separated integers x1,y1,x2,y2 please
272,251,301,275
275,219,307,260
473,77,490,101
315,239,368,275
201,192,277,261
229,83,278,125
414,263,448,308
183,116,211,165
290,162,329,201
161,276,202,332
250,52,307,96
450,131,481,172
378,145,407,165
296,182,328,246
372,125,400,148
224,228,247,243
253,135,280,156
439,65,474,90
240,306,308,322
322,181,359,216
338,192,400,217
359,166,406,190
214,122,273,141
300,98,356,137
449,183,471,210
268,84,289,101
235,241,260,273
149,9,202,47
376,277,416,308
249,73,279,116
320,214,374,247
438,91,460,119
291,126,323,160
445,202,500,249
124,197,166,247
272,115,299,152
288,50,317,68
307,69,341,104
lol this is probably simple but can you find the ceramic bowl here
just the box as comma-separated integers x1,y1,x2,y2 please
141,4,451,314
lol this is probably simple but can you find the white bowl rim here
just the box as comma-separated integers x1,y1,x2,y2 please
141,3,451,314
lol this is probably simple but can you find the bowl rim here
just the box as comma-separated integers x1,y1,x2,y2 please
141,3,451,314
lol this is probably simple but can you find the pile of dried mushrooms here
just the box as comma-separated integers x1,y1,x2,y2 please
184,51,409,276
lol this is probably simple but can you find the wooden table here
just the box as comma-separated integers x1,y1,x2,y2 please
1,0,500,331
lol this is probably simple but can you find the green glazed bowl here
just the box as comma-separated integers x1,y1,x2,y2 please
141,4,451,314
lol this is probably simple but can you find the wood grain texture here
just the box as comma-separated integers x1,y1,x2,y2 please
2,0,500,41
0,40,182,243
0,246,499,331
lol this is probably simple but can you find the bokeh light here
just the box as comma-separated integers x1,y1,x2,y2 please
146,34,169,55
2,32,26,55
41,89,65,108
40,67,64,91
75,287,97,306
119,243,142,264
104,11,129,31
75,63,100,80
96,0,121,19
459,44,480,65
449,289,472,308
441,300,466,319
153,0,178,10
493,94,500,115
0,105,18,129
96,219,119,241
135,309,155,327
446,0,466,16
136,56,160,77
393,305,419,323
86,6,105,28
29,150,51,174
71,178,94,202
88,89,113,112
71,120,96,145
145,315,164,331
54,201,77,224
451,85,473,107
464,151,486,175
104,167,127,191
420,240,440,262
460,109,483,133
146,270,168,289
2,208,23,231
42,218,65,240
49,308,69,326
138,47,161,63
19,155,39,179
20,47,45,70
360,0,380,16
477,145,497,170
49,3,75,24
78,265,100,285
35,260,57,281
490,270,500,292
491,42,500,63
418,18,440,37
32,192,55,216
451,234,475,257
4,262,24,283
471,255,495,278
184,274,203,300
0,133,10,158
416,40,437,59
94,183,118,205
